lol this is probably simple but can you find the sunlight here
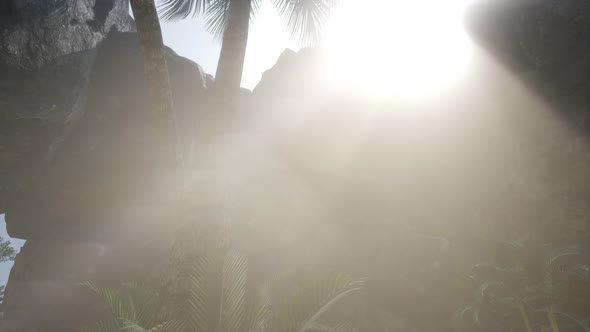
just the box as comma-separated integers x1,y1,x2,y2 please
324,0,476,99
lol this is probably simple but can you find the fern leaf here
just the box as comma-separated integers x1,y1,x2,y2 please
187,252,224,332
81,281,137,323
124,282,161,328
219,250,248,332
245,285,272,332
270,274,365,332
148,320,186,332
79,318,121,332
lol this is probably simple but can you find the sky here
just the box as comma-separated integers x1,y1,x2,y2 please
0,215,25,286
158,1,299,89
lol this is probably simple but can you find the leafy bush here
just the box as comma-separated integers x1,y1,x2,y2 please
453,233,590,332
81,246,364,332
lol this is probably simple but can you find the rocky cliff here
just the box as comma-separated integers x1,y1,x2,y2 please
0,3,211,329
0,0,134,69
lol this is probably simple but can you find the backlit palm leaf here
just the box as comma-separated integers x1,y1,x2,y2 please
271,0,339,45
244,285,272,332
121,320,185,332
544,244,583,289
187,251,223,331
270,274,365,332
158,0,336,44
158,0,211,20
79,319,121,332
149,320,186,332
187,249,249,332
203,0,232,42
158,0,262,40
219,250,248,332
124,282,161,328
82,281,137,323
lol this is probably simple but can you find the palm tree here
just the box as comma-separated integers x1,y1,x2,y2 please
130,0,182,166
53,0,182,164
81,250,364,332
158,0,339,94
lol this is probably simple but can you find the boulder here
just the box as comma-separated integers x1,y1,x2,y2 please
253,48,329,100
0,0,134,70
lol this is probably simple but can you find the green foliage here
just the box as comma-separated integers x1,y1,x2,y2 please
82,246,364,332
0,236,17,304
80,281,182,332
0,236,16,263
157,0,339,45
453,233,590,332
269,274,364,332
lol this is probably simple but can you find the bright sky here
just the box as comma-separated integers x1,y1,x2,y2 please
0,215,25,286
160,1,299,90
160,0,477,94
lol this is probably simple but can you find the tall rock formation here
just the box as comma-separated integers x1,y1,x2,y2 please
0,2,209,331
0,0,134,69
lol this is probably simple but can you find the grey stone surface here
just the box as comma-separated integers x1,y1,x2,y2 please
0,30,208,331
0,0,134,70
253,48,329,99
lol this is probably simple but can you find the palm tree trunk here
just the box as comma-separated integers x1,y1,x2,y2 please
214,0,252,94
130,0,182,166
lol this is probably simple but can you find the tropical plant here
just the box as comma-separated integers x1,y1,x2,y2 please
158,0,339,93
452,233,590,332
0,237,17,315
0,236,16,263
81,249,364,332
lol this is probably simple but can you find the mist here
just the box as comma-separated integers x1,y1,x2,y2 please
0,0,589,331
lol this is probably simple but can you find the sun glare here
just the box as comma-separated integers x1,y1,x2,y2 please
324,0,476,99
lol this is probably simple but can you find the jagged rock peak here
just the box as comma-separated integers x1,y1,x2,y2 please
0,0,134,70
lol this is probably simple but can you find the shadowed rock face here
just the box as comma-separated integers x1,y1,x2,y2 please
0,0,134,70
0,30,208,331
253,48,329,99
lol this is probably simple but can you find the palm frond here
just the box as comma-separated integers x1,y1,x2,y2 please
270,274,365,332
250,0,264,22
203,0,232,42
306,322,359,332
124,282,161,328
451,305,478,331
158,0,263,40
245,285,272,332
79,319,121,332
81,281,137,323
121,320,185,332
219,250,248,332
148,320,186,332
271,0,339,45
187,251,224,332
121,321,148,332
158,0,229,41
543,244,582,289
158,0,211,21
